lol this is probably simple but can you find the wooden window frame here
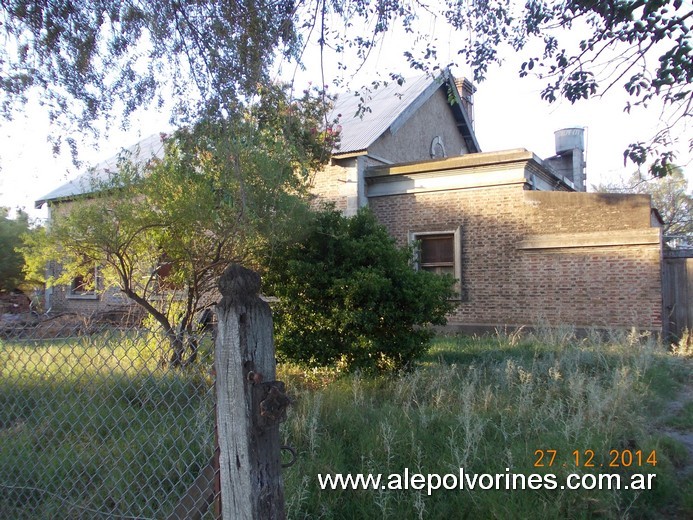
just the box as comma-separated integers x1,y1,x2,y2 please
410,227,463,300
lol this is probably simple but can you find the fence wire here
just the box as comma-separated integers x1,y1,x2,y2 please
0,312,220,519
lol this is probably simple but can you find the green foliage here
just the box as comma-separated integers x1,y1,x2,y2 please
0,0,299,139
20,84,333,365
279,333,691,519
2,1,690,176
0,329,215,518
470,0,692,176
264,208,455,372
0,208,32,292
1,329,690,517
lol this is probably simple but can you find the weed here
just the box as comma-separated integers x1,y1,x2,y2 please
672,329,693,358
2,328,690,519
0,329,215,518
280,332,691,519
663,401,693,430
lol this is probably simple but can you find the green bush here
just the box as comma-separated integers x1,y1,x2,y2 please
264,208,455,372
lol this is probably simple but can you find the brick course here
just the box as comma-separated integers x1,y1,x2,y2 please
369,185,662,332
309,160,353,212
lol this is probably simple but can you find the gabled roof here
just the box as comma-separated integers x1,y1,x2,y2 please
35,134,165,208
36,72,480,207
329,70,480,157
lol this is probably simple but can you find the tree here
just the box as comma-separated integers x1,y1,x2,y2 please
0,0,300,152
21,84,335,366
263,208,456,372
2,2,690,174
0,208,32,292
594,166,693,247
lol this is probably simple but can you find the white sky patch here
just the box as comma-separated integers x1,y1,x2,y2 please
2,4,691,221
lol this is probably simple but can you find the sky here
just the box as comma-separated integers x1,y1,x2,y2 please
1,6,691,222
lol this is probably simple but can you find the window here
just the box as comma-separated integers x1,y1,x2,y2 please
411,228,464,300
68,261,100,299
419,234,455,275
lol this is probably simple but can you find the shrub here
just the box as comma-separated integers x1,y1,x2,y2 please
264,208,455,372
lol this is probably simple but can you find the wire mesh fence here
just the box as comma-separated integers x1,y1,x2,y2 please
0,311,220,519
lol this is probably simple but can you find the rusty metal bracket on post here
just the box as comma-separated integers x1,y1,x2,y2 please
255,380,291,430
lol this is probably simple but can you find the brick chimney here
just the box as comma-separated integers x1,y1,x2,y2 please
453,77,475,129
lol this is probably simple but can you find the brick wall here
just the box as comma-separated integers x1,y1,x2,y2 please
309,160,354,212
369,185,663,332
47,280,133,317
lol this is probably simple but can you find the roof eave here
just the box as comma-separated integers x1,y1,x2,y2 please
331,149,368,159
35,190,95,209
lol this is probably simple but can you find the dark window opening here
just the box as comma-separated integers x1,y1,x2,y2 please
70,264,98,296
419,234,455,276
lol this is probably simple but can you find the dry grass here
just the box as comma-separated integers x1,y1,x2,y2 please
279,329,692,519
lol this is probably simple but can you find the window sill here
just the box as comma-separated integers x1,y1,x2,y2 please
67,294,99,300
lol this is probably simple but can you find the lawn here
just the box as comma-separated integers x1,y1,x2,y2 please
0,328,217,519
0,326,691,519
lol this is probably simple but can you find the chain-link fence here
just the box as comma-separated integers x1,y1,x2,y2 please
0,311,220,519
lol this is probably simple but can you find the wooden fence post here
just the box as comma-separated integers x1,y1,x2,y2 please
214,263,290,519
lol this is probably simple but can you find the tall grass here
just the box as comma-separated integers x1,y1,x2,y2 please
1,327,690,518
279,328,692,519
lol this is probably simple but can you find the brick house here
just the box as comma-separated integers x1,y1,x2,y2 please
312,71,663,334
365,158,661,333
35,135,165,320
36,72,665,334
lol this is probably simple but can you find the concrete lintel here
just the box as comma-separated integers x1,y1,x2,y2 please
366,167,527,198
517,229,661,250
365,148,538,179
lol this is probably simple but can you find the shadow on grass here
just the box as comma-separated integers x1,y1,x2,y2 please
0,337,216,520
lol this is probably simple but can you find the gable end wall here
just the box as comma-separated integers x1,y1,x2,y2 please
369,87,470,162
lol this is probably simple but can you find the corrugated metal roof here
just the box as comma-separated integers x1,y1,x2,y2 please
35,134,165,208
36,73,479,206
328,74,437,155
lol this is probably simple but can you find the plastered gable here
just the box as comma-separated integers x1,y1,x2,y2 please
368,87,470,163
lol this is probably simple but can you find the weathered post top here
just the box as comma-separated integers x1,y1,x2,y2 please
218,263,262,309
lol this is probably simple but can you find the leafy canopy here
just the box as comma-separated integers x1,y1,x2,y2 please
0,208,32,292
21,83,334,365
1,0,299,151
2,1,689,172
263,208,456,373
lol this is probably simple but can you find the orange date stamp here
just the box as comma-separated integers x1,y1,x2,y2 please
533,449,657,468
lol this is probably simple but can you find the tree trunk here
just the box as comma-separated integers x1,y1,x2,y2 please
169,330,187,368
